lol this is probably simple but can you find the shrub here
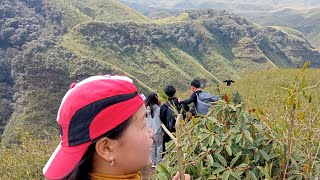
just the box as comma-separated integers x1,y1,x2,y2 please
156,93,283,179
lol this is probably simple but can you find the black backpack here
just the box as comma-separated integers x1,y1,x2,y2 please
165,103,176,132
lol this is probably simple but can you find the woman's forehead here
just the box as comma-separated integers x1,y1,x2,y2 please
133,105,146,120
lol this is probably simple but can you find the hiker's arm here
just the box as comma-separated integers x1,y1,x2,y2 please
180,93,196,105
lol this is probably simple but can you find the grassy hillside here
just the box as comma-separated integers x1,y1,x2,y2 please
0,0,148,145
1,68,319,178
57,11,318,91
48,0,150,27
1,0,320,147
242,7,320,49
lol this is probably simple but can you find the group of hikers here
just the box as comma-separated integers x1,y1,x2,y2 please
145,79,220,168
43,75,234,180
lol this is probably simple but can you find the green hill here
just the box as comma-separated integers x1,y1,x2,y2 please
242,7,320,50
1,0,320,146
48,0,150,27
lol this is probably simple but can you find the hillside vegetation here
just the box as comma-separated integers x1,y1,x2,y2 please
1,69,319,178
242,7,320,50
121,1,320,50
48,0,150,27
0,0,319,154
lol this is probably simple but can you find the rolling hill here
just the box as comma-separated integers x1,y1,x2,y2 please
120,0,320,12
241,7,320,50
120,0,320,50
0,0,319,146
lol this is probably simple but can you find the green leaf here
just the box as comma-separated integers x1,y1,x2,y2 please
259,150,270,161
235,134,242,143
301,61,310,72
208,175,217,179
207,122,214,132
226,145,232,156
216,146,223,154
301,74,306,88
157,90,169,103
244,130,253,143
254,151,260,163
222,170,231,180
215,153,227,167
235,163,248,169
291,158,299,169
212,162,224,168
209,135,214,146
212,167,226,175
297,174,303,180
230,151,242,167
257,166,268,176
157,163,170,175
249,171,257,180
207,155,214,166
228,104,237,111
231,172,241,180
190,165,197,176
215,137,221,146
287,94,295,106
157,173,169,180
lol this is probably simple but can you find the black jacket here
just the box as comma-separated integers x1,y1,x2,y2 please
160,97,180,126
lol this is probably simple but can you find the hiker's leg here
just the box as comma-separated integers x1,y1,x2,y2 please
156,132,163,163
153,132,162,164
151,140,156,165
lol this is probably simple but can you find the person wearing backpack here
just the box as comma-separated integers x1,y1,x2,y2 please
179,79,218,115
160,85,180,153
145,92,163,168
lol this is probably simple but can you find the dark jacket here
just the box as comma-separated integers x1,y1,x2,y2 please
160,97,180,127
160,97,180,144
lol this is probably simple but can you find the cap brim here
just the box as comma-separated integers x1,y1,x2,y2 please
43,141,90,179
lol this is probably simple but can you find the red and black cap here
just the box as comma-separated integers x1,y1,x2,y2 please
43,75,144,179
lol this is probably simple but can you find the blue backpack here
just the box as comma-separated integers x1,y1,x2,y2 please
195,91,219,115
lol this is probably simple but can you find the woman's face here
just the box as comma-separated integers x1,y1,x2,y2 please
114,105,153,174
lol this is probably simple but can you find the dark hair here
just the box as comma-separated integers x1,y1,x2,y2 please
145,92,159,118
62,118,132,180
164,85,176,97
191,79,201,88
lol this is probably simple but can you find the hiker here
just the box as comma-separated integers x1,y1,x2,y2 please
43,75,190,180
160,85,180,153
179,79,218,115
145,92,163,167
223,77,235,86
215,84,221,93
179,79,202,115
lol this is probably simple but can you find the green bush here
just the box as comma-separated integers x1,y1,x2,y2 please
0,130,59,179
156,93,284,179
156,64,320,179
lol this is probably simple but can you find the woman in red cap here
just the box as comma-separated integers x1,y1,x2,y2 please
43,75,190,180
